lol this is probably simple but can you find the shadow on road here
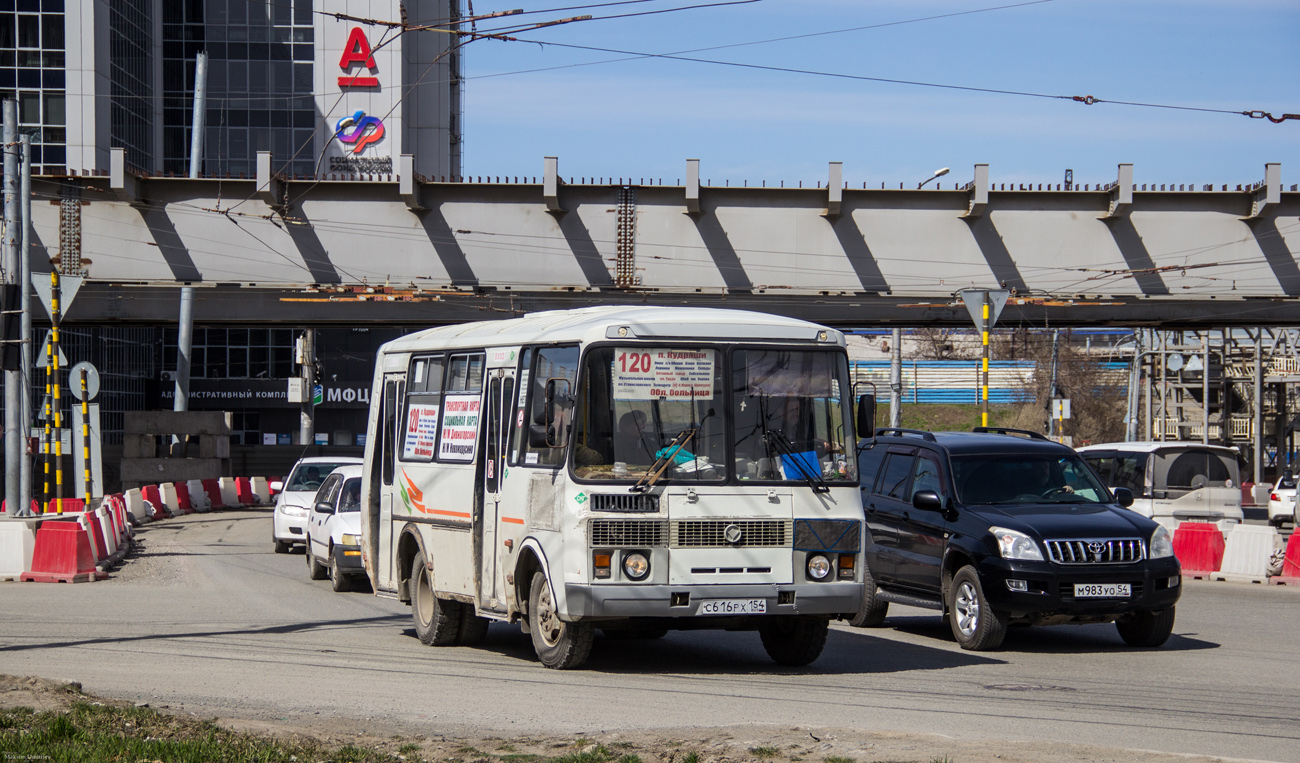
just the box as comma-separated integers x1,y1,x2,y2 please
885,613,1220,653
396,620,1005,675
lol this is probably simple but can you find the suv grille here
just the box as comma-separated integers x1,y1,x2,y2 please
590,519,668,547
671,520,792,548
589,494,659,513
1045,538,1146,564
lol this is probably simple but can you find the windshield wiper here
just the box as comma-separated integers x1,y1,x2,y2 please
630,428,696,493
763,429,829,494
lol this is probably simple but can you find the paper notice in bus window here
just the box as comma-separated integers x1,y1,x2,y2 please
612,348,715,401
402,404,439,461
439,393,481,462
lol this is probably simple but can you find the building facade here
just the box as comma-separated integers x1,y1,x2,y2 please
6,0,462,178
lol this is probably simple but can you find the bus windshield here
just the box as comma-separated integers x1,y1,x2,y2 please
571,346,856,485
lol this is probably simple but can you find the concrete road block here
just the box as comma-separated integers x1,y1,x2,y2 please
218,478,239,508
0,519,38,581
1216,524,1276,583
123,489,149,523
251,477,271,505
186,480,211,512
159,482,180,516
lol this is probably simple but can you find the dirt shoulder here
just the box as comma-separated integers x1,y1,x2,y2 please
0,674,1267,763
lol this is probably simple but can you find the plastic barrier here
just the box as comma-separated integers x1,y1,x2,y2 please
1241,482,1256,507
77,513,105,563
218,478,239,508
93,507,117,558
173,482,193,514
0,520,37,581
141,485,166,519
186,480,211,512
123,488,150,524
1,499,41,515
235,477,256,505
201,479,222,511
1216,524,1276,583
251,477,271,505
21,519,107,583
1172,522,1225,577
159,483,180,516
45,497,85,514
1272,532,1300,583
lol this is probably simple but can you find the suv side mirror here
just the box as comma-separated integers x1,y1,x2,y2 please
315,501,334,514
912,490,944,512
855,394,876,438
1112,487,1134,508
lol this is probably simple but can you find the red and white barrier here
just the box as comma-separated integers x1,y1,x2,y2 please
1173,522,1225,578
1216,524,1276,583
158,483,181,517
251,477,271,505
0,520,37,581
186,480,211,512
173,482,194,514
218,478,239,508
21,518,107,583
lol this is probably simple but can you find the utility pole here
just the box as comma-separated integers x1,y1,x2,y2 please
959,289,1009,429
174,50,207,434
1047,329,1060,438
18,134,30,515
299,329,315,446
888,327,902,428
3,98,18,516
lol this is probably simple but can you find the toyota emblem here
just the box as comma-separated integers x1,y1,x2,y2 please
724,524,743,544
1087,541,1105,559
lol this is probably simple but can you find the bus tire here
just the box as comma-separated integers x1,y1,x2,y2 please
457,606,490,645
411,551,460,646
847,563,889,628
305,538,327,580
759,616,829,666
528,571,594,669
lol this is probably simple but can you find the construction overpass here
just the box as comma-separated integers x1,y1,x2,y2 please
33,154,1299,329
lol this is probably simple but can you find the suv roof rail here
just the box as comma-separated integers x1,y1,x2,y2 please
875,427,937,442
972,426,1049,441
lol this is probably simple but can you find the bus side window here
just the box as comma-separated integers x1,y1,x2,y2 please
508,348,533,466
515,345,579,468
400,355,443,464
381,379,399,486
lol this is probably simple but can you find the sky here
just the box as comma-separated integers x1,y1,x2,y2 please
452,0,1298,190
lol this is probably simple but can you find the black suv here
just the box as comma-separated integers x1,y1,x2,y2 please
853,427,1182,650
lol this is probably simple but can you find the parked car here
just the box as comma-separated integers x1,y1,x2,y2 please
854,427,1182,651
1267,472,1297,527
271,457,363,553
1075,442,1243,533
304,465,366,592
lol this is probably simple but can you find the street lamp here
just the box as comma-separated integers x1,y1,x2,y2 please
917,167,950,189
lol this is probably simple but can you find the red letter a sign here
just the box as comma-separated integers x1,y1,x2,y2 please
338,27,379,87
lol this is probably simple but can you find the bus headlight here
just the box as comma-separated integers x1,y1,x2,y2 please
622,552,650,581
806,554,832,580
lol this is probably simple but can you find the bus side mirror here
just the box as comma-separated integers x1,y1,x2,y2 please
856,394,876,438
543,378,571,449
1113,487,1134,508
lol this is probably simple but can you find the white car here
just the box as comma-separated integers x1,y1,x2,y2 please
1267,473,1297,526
271,457,363,553
304,465,366,592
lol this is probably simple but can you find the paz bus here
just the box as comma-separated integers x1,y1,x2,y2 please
359,306,870,669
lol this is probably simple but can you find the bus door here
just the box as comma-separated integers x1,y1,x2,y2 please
478,369,515,612
377,373,404,594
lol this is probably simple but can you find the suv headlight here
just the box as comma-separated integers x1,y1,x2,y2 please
1149,525,1174,558
990,526,1043,561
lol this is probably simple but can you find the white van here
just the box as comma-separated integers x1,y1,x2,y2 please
1076,442,1242,533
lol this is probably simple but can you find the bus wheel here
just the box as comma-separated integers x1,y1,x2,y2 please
528,571,594,669
759,617,829,666
411,551,460,646
457,606,490,646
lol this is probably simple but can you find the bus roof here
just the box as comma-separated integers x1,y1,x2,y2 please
379,306,843,355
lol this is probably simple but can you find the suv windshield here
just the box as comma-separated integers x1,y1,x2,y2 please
952,454,1110,505
571,346,856,485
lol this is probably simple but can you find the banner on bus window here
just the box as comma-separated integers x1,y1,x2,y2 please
612,348,714,401
402,404,440,461
439,393,481,461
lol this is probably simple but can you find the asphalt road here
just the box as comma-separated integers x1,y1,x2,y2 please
2,510,1299,762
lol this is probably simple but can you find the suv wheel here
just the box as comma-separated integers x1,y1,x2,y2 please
847,563,889,628
1116,606,1175,647
947,566,1007,651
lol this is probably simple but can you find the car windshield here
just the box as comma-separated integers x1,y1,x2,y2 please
952,454,1110,505
287,462,352,492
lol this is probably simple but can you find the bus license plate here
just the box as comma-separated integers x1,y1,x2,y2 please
1074,583,1130,598
697,599,767,615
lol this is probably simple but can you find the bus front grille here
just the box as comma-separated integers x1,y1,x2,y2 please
589,519,669,548
589,493,660,513
671,520,793,548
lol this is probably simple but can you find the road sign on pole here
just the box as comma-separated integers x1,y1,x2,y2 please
958,290,1011,428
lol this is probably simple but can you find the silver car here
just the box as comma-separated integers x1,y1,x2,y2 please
271,457,363,553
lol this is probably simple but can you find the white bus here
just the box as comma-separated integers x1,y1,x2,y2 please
360,306,869,669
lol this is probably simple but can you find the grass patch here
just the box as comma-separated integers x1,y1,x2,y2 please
681,752,701,763
500,754,543,763
750,746,781,758
0,701,409,762
824,757,854,763
400,742,422,754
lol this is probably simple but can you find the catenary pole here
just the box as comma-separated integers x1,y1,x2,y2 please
18,134,29,515
3,98,18,516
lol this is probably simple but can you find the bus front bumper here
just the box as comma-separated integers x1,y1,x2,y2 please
563,582,860,620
